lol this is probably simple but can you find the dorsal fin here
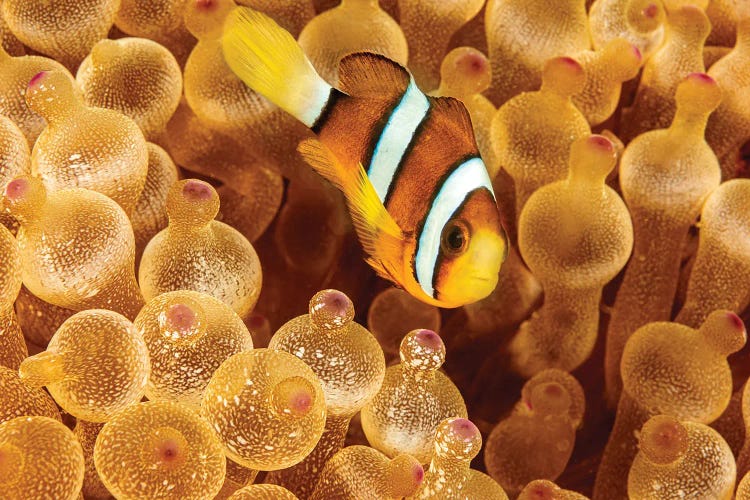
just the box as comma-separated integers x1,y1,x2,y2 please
337,52,411,98
430,95,476,139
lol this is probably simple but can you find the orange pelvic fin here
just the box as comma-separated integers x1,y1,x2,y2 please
297,138,406,281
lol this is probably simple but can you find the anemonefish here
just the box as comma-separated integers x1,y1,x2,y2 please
222,8,508,308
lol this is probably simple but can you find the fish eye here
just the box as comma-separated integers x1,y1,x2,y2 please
441,220,470,256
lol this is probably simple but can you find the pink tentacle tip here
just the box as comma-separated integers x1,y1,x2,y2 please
326,290,349,309
317,289,352,318
310,289,354,328
727,312,745,332
28,71,47,88
412,463,425,483
166,303,197,331
558,57,583,72
4,178,29,201
526,483,552,499
450,418,478,440
156,439,182,463
195,0,216,10
686,72,715,85
290,391,313,415
588,135,614,152
414,329,443,350
462,52,487,74
182,180,214,202
631,45,643,62
642,3,659,18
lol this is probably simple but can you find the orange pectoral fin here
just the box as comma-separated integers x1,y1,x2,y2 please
365,257,401,285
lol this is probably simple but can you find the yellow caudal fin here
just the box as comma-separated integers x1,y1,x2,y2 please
222,7,332,128
298,138,407,280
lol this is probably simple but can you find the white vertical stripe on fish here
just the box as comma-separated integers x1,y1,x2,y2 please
299,79,335,128
367,78,430,202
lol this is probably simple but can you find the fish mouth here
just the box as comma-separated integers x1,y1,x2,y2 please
468,276,496,295
470,275,499,294
471,277,491,283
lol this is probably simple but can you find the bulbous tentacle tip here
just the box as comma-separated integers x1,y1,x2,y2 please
519,480,559,500
627,0,665,32
28,71,47,88
557,56,580,69
673,72,722,118
440,47,492,96
165,303,198,332
463,51,488,75
677,3,706,16
449,417,479,441
685,72,716,86
639,415,688,465
18,351,66,389
414,329,443,350
24,69,79,119
400,328,446,370
289,391,313,415
27,69,72,93
309,289,354,330
529,381,572,416
412,462,425,483
728,311,745,332
542,57,586,97
148,427,189,469
700,310,747,356
167,179,220,226
271,376,317,418
387,454,425,497
668,4,711,34
436,417,483,460
601,39,643,79
182,179,215,202
4,177,30,202
2,176,46,223
157,441,181,462
587,134,615,153
568,135,617,183
642,3,660,18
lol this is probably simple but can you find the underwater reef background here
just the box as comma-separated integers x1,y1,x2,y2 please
1,0,750,498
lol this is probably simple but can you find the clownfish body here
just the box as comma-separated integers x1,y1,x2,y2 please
222,8,508,308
